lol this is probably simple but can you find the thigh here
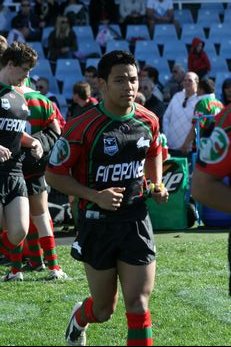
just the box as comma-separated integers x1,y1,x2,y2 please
118,260,156,312
84,263,119,311
5,196,30,243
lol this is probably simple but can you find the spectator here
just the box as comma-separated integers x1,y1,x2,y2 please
146,0,176,39
63,0,88,26
135,90,146,105
163,63,185,104
11,0,43,41
163,71,200,157
119,0,146,37
221,78,231,106
47,15,78,70
89,0,119,37
140,65,164,101
0,34,7,58
0,0,11,34
7,17,29,44
84,65,101,99
188,37,211,80
139,76,166,131
34,0,60,27
67,81,98,121
193,78,224,139
36,76,60,109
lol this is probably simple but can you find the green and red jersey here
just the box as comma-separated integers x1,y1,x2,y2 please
47,101,162,220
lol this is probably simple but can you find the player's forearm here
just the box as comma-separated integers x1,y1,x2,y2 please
45,171,98,203
145,153,163,185
192,170,231,213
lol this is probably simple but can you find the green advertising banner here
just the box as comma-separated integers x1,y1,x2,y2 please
146,157,189,230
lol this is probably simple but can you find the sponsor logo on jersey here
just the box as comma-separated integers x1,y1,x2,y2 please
0,118,26,132
199,127,229,163
104,136,119,156
22,103,29,112
136,136,150,149
96,159,145,182
1,98,10,110
49,137,70,166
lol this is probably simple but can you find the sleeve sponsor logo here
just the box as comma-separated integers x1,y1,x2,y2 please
199,127,229,164
49,137,70,166
1,98,11,110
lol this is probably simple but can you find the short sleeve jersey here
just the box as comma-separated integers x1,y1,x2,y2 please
0,82,29,175
47,102,162,219
196,105,231,179
23,88,57,134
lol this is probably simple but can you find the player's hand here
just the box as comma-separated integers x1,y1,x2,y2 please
96,187,125,211
0,145,12,163
30,139,43,159
151,186,169,204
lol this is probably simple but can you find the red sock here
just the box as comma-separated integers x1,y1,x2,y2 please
0,230,11,260
11,242,24,274
75,297,98,327
126,311,153,346
26,220,43,267
39,235,59,270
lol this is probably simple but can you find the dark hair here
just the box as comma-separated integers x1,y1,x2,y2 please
142,65,159,83
198,78,215,94
85,65,97,77
97,50,138,81
221,77,231,105
73,81,91,100
1,41,37,68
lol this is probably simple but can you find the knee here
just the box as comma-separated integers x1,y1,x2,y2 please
94,305,116,323
125,295,149,313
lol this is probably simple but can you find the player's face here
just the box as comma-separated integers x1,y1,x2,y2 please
8,62,32,86
102,64,139,115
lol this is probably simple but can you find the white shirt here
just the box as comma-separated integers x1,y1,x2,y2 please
146,0,173,16
163,90,200,149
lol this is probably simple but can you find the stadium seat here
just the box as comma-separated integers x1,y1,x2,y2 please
72,25,94,41
55,59,83,82
41,26,53,48
208,23,230,45
56,94,68,119
99,24,122,38
215,71,231,96
77,40,102,58
153,24,178,44
202,40,217,57
210,56,229,78
47,76,60,95
200,2,224,11
125,24,150,42
62,75,83,100
28,42,45,59
174,9,194,25
180,24,206,45
223,9,231,24
162,40,187,61
219,39,231,59
196,9,221,27
106,40,130,53
144,56,170,75
85,58,100,68
134,40,160,62
32,58,53,78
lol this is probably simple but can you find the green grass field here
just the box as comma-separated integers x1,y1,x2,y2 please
0,231,230,346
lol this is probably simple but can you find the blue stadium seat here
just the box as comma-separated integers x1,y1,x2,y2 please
32,58,53,77
134,40,160,62
99,24,122,38
219,38,231,59
200,2,224,11
210,56,229,78
144,57,170,75
174,9,194,25
208,23,230,44
85,58,100,68
41,26,53,48
162,40,187,61
125,25,150,42
28,42,45,59
55,59,83,82
72,25,94,41
153,24,178,44
62,75,83,100
196,9,221,27
77,40,102,58
56,94,68,119
180,24,205,45
203,40,217,57
106,40,130,53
